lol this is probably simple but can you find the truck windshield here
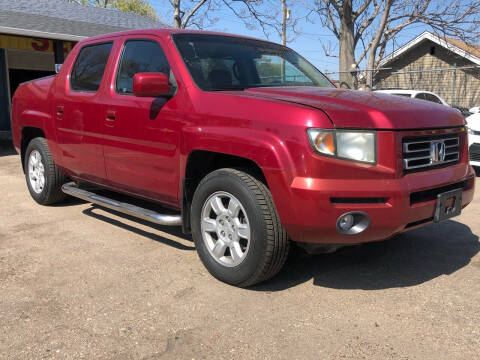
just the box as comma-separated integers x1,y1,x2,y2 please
173,34,334,91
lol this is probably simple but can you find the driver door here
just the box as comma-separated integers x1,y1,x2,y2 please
101,37,181,206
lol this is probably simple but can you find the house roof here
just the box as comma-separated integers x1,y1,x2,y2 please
379,31,480,67
445,37,480,60
0,0,168,41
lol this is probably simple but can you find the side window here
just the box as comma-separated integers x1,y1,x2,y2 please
70,42,113,92
415,93,426,100
425,93,443,104
116,40,171,94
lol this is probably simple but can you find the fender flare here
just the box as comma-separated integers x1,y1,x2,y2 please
180,126,298,232
19,109,62,166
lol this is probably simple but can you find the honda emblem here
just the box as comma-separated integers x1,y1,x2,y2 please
430,141,446,163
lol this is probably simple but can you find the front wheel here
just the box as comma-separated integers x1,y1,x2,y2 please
24,137,66,205
191,168,290,287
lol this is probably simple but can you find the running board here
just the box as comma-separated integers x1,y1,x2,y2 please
61,183,182,226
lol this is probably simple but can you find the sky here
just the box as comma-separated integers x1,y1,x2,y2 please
148,1,432,76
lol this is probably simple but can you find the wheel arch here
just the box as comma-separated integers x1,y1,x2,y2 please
180,143,297,235
181,150,268,233
20,127,46,171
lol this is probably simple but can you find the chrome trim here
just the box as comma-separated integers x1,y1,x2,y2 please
403,156,458,170
403,135,459,170
403,137,458,152
336,211,370,235
62,183,182,226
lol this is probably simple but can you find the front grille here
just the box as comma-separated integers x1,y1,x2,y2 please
469,143,480,162
410,181,467,204
403,134,459,171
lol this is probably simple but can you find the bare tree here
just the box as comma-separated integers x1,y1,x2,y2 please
223,0,303,42
167,0,213,28
164,0,302,43
308,0,480,89
221,0,282,38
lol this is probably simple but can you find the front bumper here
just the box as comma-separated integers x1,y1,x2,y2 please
283,163,475,244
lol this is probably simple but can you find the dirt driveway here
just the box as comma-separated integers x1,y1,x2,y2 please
1,143,479,359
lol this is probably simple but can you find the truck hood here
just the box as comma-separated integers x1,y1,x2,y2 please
244,87,464,130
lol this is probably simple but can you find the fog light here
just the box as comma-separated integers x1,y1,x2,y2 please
338,214,355,231
336,211,370,235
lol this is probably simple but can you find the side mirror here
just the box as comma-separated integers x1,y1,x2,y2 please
133,72,170,97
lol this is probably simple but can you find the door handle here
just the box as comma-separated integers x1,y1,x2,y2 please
106,110,116,120
105,109,116,127
56,105,64,119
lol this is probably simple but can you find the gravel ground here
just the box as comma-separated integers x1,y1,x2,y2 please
1,142,479,360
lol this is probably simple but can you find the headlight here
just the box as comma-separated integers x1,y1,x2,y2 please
467,127,474,135
307,129,376,164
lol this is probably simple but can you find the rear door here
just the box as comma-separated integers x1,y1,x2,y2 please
54,42,114,181
101,36,181,206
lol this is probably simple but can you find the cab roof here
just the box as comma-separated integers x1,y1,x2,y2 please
77,28,277,47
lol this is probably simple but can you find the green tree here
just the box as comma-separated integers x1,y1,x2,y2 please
113,0,157,19
65,0,157,20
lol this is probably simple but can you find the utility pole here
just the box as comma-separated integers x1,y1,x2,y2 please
282,0,287,46
451,63,457,106
281,0,290,81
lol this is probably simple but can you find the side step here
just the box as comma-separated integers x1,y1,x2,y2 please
61,183,182,226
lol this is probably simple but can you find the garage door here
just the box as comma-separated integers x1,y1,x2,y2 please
7,48,55,71
0,49,10,132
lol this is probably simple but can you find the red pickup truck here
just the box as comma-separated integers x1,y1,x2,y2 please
12,29,475,286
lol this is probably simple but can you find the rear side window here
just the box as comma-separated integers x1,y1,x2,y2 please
415,93,427,100
70,42,113,92
116,40,171,94
424,93,443,104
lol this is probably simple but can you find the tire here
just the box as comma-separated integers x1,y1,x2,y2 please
24,137,66,205
191,168,290,287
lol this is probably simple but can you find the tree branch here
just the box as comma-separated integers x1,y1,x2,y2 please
182,0,208,28
353,0,373,20
354,0,381,45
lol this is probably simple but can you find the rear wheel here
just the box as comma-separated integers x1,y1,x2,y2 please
24,137,66,205
191,168,290,287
